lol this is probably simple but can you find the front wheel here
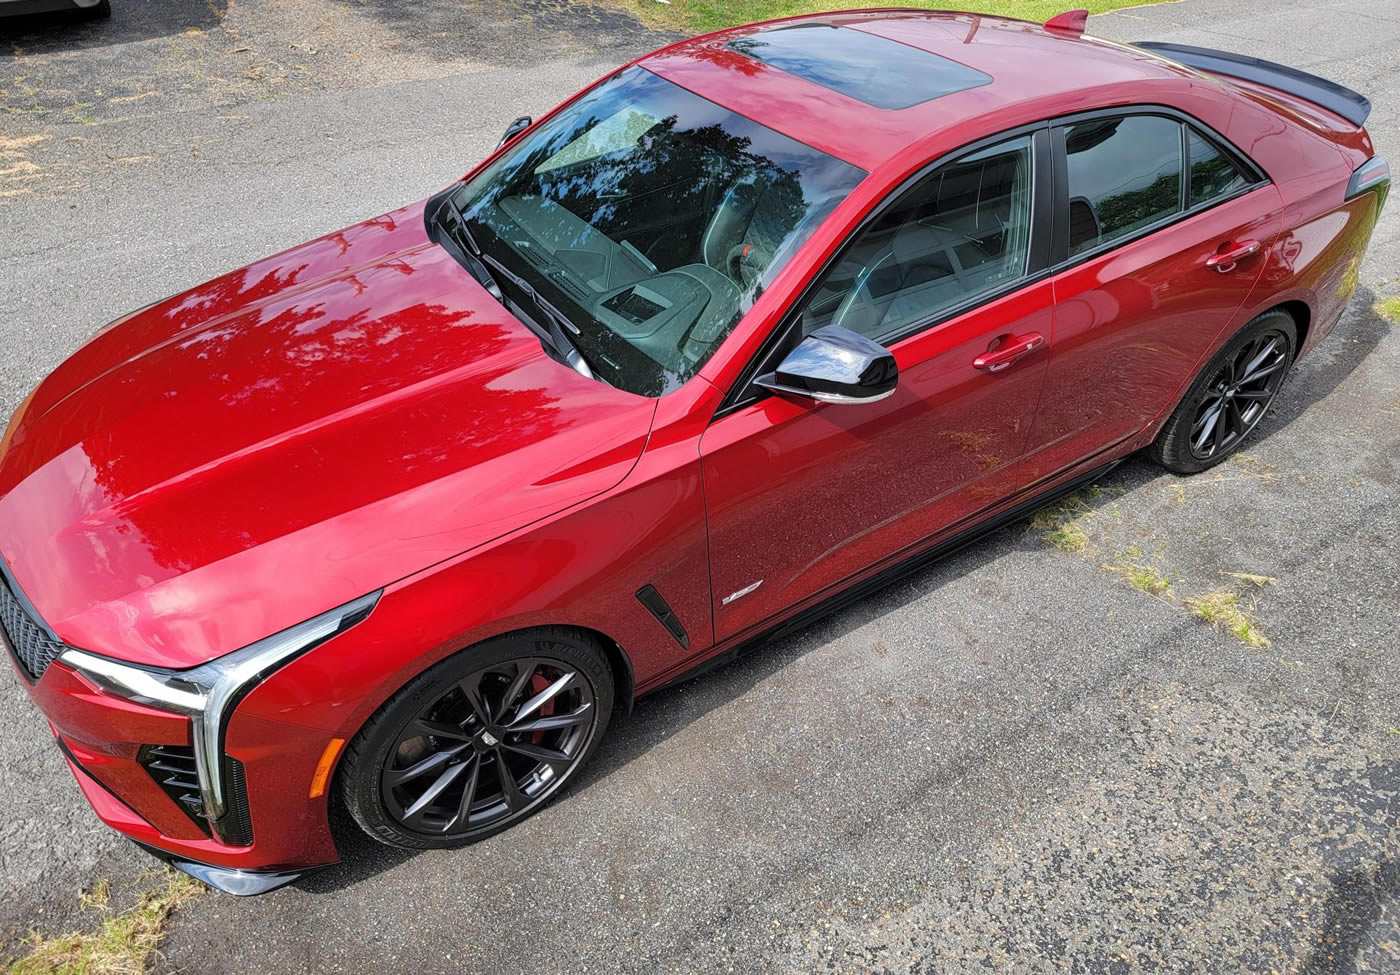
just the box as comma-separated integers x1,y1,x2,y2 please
340,627,613,849
1149,309,1297,475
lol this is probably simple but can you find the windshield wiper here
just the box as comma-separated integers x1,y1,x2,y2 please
436,196,601,382
436,196,504,301
479,252,598,382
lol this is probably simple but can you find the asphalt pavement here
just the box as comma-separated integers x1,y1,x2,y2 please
0,0,1397,971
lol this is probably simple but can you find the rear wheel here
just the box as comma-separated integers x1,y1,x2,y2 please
1149,309,1296,474
340,627,613,849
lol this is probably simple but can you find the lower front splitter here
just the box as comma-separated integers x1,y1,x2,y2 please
133,842,331,896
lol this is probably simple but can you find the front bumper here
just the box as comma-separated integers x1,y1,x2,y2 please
54,734,324,895
7,648,345,893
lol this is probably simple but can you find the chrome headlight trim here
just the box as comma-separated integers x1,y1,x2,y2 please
59,591,381,835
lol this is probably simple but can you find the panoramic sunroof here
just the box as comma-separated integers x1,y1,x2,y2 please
726,24,993,110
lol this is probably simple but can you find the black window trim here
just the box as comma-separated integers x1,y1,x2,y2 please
714,104,1270,420
1049,104,1269,269
715,121,1055,418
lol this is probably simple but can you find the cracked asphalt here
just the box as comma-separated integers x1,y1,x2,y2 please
1,0,1397,971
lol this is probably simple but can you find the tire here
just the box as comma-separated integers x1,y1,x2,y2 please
1149,308,1297,475
86,0,112,18
339,627,614,850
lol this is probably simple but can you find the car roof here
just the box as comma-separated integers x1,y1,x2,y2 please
640,9,1200,172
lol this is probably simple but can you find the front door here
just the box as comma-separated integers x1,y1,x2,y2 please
700,131,1054,642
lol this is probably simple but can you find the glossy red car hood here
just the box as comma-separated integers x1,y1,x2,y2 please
0,201,657,669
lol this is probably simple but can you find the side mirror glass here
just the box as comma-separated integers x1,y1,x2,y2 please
756,325,898,405
496,116,533,151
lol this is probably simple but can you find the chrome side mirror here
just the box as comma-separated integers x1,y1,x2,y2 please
496,116,533,151
756,325,898,404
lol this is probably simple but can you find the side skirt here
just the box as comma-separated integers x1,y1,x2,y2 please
644,459,1121,698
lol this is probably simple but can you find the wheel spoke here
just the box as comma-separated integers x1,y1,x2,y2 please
385,745,467,788
1226,398,1244,438
1213,402,1230,452
1239,358,1285,386
458,674,494,725
410,718,474,741
499,739,573,772
509,703,593,734
402,759,471,824
495,660,538,723
1238,337,1278,382
507,671,576,727
1235,389,1273,401
495,752,527,811
1193,403,1222,452
448,758,481,831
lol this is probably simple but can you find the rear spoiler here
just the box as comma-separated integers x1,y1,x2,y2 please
1133,41,1371,127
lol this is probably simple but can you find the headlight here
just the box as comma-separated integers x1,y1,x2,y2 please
60,592,380,841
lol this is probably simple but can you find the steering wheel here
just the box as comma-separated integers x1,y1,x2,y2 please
725,241,769,289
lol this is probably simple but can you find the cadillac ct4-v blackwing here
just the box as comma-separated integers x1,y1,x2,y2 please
1,10,1387,893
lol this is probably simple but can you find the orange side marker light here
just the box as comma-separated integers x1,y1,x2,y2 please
308,737,347,798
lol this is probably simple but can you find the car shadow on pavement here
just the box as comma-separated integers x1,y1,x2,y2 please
0,0,225,52
1299,855,1398,973
300,288,1390,895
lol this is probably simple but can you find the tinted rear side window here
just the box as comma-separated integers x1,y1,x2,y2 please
1187,127,1249,206
1063,115,1184,256
727,24,993,110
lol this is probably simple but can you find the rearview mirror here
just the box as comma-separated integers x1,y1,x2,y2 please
756,325,898,404
496,116,533,150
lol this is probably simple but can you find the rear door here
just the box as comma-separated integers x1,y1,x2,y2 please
1020,109,1283,482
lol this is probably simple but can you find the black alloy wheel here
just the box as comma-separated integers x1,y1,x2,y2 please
1188,328,1290,460
1150,308,1297,474
341,629,613,849
382,658,594,833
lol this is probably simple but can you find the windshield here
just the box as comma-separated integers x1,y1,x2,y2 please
450,67,866,396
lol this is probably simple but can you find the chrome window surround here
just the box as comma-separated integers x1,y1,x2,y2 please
60,592,380,842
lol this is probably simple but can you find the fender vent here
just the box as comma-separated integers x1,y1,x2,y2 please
635,585,689,649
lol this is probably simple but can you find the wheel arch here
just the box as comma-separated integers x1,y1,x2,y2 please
1136,301,1306,448
556,623,637,716
1273,298,1312,359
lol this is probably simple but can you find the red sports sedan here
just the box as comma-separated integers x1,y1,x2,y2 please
0,10,1387,893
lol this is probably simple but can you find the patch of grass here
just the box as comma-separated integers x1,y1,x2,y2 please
1374,296,1400,324
1187,588,1270,648
1030,492,1091,553
1125,564,1172,596
1226,572,1276,588
10,870,203,975
623,0,1158,37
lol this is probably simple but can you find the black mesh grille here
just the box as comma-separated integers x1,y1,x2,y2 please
139,744,210,835
138,745,254,845
0,569,67,681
